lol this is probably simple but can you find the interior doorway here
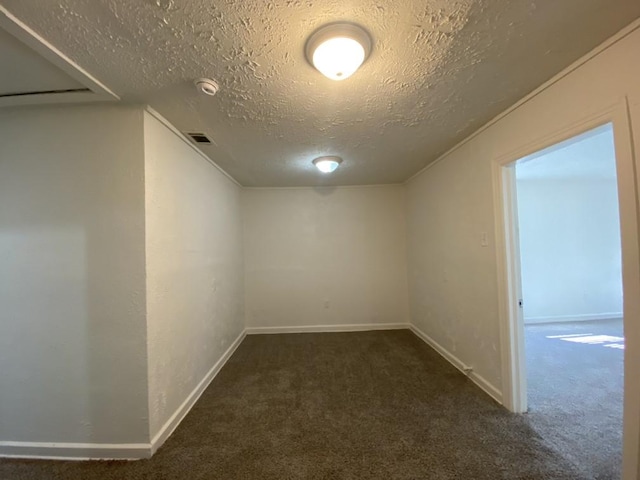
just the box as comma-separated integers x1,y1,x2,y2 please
494,102,640,480
512,124,624,477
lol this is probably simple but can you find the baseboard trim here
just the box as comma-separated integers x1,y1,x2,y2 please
409,324,503,405
149,328,247,455
0,441,150,460
0,329,247,461
0,324,504,460
245,323,411,335
524,312,623,324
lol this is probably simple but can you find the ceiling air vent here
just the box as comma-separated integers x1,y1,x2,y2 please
186,132,212,144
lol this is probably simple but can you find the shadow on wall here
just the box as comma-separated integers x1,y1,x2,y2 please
0,106,149,449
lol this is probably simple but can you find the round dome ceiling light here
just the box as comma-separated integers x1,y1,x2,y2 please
305,22,372,81
194,78,220,96
313,156,343,173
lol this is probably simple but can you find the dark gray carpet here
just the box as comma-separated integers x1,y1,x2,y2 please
525,319,624,480
1,330,586,479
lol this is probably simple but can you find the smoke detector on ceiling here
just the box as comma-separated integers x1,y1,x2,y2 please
194,78,219,96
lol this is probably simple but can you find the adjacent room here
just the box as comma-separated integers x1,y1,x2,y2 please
515,124,625,478
1,1,640,479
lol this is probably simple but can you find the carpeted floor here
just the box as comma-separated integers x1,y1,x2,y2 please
0,330,587,480
525,319,624,480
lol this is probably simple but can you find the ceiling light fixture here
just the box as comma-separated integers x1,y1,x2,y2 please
313,156,343,173
305,22,372,81
194,78,220,96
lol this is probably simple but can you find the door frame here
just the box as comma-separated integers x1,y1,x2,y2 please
492,97,640,477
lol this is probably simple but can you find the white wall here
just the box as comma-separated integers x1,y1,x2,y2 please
0,105,148,445
144,112,245,440
406,23,640,478
243,186,409,329
516,175,622,323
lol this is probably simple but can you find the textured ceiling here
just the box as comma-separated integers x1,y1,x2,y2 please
0,28,83,95
2,0,640,186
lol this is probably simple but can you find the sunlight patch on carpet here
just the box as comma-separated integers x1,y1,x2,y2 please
545,333,625,350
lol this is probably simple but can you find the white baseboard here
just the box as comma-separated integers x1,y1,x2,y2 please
524,312,623,325
0,441,150,460
0,329,247,461
0,324,505,460
245,323,411,335
150,329,247,455
409,324,503,405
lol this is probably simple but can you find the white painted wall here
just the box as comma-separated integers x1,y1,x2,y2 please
515,126,623,323
516,174,622,323
406,23,640,478
243,186,409,329
144,112,245,440
0,105,148,445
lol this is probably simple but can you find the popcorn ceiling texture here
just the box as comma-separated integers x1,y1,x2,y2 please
3,0,640,186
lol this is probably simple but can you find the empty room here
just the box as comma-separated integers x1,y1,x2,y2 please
1,1,640,480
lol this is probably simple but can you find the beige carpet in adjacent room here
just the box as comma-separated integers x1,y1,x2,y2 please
525,319,624,479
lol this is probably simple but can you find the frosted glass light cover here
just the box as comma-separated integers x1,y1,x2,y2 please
305,23,372,81
312,37,366,81
313,156,342,173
